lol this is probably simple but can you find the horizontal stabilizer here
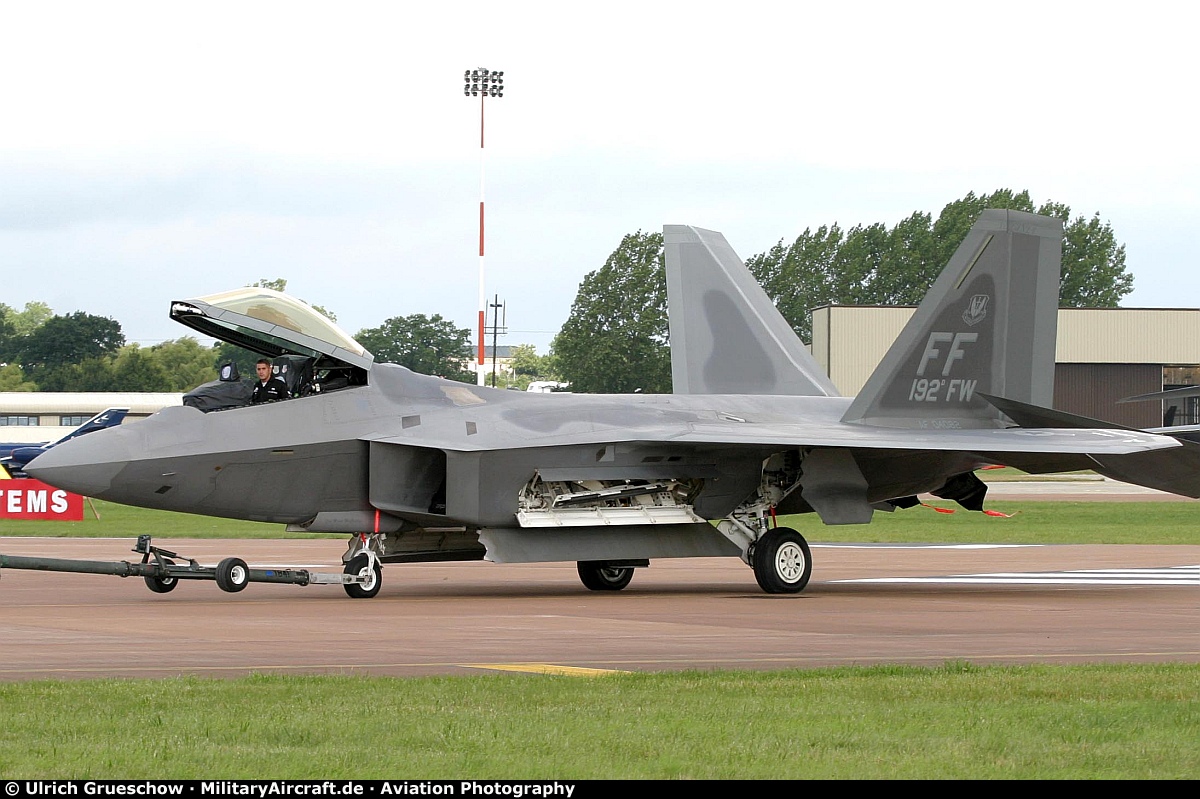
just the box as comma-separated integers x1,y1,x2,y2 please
1089,441,1200,499
979,393,1130,431
1147,424,1200,444
1119,385,1200,404
980,393,1200,498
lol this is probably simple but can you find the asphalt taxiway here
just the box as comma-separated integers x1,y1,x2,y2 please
1,506,1198,680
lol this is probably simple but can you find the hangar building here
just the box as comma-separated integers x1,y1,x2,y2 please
812,307,1200,428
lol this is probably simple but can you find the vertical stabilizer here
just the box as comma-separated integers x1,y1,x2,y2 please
664,225,840,396
841,209,1062,428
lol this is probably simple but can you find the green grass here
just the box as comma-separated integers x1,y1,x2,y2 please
0,665,1197,778
791,500,1200,545
3,497,1200,778
976,466,1099,481
0,499,335,538
4,497,1197,544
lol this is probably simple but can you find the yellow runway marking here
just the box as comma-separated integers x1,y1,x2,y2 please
462,663,628,676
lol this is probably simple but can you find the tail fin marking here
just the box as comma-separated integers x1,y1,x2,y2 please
840,209,1062,429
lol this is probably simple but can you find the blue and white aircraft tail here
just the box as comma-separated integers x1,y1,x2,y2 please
2,408,129,477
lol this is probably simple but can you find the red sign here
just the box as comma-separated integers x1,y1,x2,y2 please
0,479,84,521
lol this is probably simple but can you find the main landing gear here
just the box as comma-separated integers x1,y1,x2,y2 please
576,561,637,591
572,531,811,595
749,526,812,594
714,450,814,595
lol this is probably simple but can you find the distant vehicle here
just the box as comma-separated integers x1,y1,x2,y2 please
526,381,571,393
1,408,129,477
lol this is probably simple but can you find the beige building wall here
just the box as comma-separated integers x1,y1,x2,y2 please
812,306,1200,396
0,392,182,443
811,306,913,396
1056,309,1200,363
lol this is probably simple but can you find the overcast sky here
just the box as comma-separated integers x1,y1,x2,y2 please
2,1,1197,358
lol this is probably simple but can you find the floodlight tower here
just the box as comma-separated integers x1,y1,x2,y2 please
464,67,504,386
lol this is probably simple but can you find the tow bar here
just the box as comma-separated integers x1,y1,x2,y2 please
0,534,373,595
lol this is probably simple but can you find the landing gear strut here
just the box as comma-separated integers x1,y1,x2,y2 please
713,451,813,594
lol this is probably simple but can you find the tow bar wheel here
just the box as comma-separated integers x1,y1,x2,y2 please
343,553,382,599
215,557,250,593
144,557,178,594
752,527,812,594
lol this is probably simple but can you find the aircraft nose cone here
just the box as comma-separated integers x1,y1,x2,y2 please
24,429,131,497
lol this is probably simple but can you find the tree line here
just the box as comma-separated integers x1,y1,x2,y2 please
552,189,1132,393
0,190,1131,395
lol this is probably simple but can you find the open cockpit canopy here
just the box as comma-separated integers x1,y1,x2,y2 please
171,288,373,369
171,288,373,401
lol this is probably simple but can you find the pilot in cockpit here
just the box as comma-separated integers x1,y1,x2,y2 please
251,359,291,403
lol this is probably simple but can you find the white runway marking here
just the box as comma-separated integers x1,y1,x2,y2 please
839,565,1200,587
814,543,1036,550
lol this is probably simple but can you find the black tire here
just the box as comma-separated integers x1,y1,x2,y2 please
751,527,812,594
144,557,178,594
215,557,250,593
577,561,635,591
343,554,382,599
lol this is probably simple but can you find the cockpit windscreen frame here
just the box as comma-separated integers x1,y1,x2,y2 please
171,288,374,401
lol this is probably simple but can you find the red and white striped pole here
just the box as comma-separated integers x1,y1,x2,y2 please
464,68,504,385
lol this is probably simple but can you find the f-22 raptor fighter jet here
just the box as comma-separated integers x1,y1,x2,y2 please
26,210,1200,597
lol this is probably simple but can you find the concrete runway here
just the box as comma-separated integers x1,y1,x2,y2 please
984,476,1194,501
2,496,1199,680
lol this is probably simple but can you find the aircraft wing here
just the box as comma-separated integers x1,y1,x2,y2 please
661,421,1176,455
363,399,1177,456
1119,385,1200,404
